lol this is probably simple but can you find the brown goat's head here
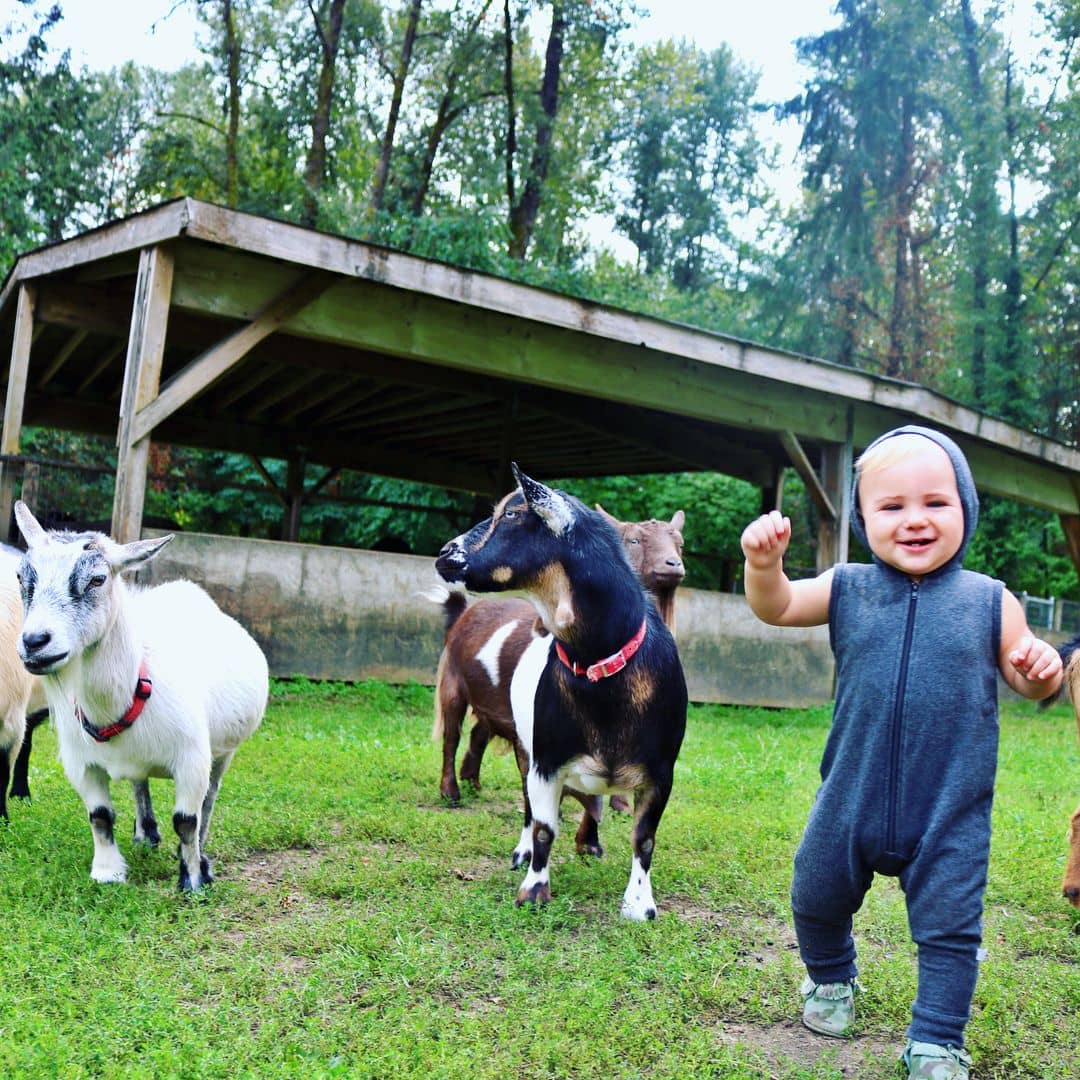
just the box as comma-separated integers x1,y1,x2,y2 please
597,506,685,593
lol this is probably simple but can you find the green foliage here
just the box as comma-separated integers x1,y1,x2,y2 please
1,0,1077,598
965,495,1080,600
0,684,1076,1078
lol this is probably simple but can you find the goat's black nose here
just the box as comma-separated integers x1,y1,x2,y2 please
22,630,51,652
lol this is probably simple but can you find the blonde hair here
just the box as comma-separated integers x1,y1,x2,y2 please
856,432,948,478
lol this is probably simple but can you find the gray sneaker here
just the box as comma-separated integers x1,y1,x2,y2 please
902,1041,972,1079
799,975,860,1038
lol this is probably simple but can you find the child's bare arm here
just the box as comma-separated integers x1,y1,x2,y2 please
740,511,832,627
998,589,1063,700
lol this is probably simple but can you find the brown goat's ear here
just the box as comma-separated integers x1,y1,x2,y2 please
671,510,685,531
595,504,622,530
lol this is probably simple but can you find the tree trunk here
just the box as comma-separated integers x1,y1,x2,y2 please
368,0,423,221
223,0,241,207
507,0,566,261
502,0,517,211
1001,49,1022,379
409,0,495,218
886,94,914,378
959,0,994,405
302,0,348,228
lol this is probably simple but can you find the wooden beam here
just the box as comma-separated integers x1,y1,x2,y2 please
1061,514,1080,578
0,283,36,539
112,245,174,543
77,341,125,394
36,328,89,389
816,426,854,571
780,430,836,521
130,271,335,444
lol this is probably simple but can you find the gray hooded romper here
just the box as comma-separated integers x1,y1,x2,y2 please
790,425,1002,1048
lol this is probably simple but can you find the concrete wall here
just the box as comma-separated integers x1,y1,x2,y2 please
137,531,835,707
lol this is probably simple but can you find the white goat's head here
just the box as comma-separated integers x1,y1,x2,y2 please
13,501,173,676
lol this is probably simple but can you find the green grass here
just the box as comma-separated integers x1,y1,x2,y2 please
1,681,1077,1079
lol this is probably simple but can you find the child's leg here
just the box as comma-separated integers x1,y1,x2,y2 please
900,837,988,1048
791,823,873,983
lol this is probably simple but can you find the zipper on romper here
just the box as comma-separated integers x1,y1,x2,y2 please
885,579,919,855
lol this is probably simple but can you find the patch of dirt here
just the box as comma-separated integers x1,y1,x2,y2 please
665,899,801,964
227,846,324,889
716,1020,899,1078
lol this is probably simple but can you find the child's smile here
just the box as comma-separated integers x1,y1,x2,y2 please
858,441,965,578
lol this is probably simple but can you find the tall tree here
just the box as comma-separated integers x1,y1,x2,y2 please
615,40,766,291
367,0,422,221
301,0,348,226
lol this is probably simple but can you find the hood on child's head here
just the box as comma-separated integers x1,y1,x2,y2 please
850,424,979,572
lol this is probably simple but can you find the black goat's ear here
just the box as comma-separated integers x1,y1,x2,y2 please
512,464,574,537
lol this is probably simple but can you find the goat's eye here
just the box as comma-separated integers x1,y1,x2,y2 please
504,509,517,520
88,574,107,589
628,538,640,544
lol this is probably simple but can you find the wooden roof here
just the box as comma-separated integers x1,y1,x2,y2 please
1,198,1078,552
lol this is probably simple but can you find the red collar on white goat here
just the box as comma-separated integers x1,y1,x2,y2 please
76,657,153,743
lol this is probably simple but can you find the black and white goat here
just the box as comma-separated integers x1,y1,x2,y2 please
13,501,268,891
435,466,688,920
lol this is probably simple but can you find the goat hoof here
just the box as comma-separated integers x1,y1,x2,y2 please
135,826,162,848
9,784,30,800
576,842,603,859
178,856,214,892
515,882,551,907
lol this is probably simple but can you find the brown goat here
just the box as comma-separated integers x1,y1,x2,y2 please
431,509,685,861
1062,649,1080,907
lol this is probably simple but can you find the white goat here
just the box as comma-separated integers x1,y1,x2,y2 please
0,548,33,820
13,501,268,890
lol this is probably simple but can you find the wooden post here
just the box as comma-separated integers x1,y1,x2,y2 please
816,426,853,571
283,455,306,542
0,282,36,541
112,245,174,543
760,462,786,514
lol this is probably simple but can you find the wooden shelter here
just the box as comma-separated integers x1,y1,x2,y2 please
1,197,1079,573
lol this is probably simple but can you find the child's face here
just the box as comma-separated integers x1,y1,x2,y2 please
857,441,964,578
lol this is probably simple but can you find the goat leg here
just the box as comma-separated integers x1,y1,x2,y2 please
1064,805,1080,908
565,786,604,858
131,779,161,847
9,707,48,801
515,770,562,907
622,775,673,921
459,718,491,790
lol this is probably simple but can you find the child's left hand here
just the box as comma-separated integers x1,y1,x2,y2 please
1007,635,1064,683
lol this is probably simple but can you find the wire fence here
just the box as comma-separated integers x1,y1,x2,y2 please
1021,593,1080,639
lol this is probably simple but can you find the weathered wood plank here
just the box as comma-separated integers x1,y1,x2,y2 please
0,283,36,537
112,245,174,542
0,200,190,316
36,328,89,389
780,430,835,522
130,271,335,443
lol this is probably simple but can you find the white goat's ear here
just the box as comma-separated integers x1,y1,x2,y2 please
671,510,685,531
512,463,574,536
14,501,48,549
103,533,174,575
